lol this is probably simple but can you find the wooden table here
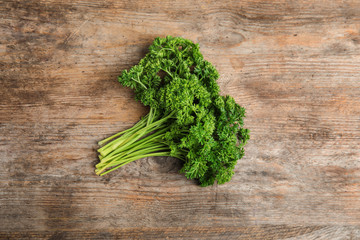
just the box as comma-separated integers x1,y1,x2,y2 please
1,0,360,239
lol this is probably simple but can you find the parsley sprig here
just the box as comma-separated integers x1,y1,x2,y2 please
96,36,249,186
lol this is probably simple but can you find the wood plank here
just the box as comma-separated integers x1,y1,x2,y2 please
1,0,360,238
1,226,360,239
0,226,348,240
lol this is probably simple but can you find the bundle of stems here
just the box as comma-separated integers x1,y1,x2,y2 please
96,109,176,175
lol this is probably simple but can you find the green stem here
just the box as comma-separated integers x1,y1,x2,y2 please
98,151,171,176
131,75,147,90
97,128,169,166
159,47,175,52
96,144,170,175
160,68,173,78
98,115,148,150
96,109,177,176
98,117,149,156
99,110,175,156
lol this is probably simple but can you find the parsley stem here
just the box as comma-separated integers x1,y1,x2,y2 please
131,76,147,89
98,151,171,176
96,109,176,175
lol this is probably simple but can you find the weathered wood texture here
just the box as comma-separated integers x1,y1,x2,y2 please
1,0,360,239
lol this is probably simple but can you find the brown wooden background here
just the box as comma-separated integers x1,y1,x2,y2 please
1,0,360,239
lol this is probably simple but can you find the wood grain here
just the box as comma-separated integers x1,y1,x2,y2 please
1,0,360,239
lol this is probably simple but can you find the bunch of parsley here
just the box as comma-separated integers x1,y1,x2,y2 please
96,36,249,186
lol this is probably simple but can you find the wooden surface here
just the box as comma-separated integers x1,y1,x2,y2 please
1,0,360,239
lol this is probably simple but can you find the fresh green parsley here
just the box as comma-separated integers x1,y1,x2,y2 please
96,36,250,186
